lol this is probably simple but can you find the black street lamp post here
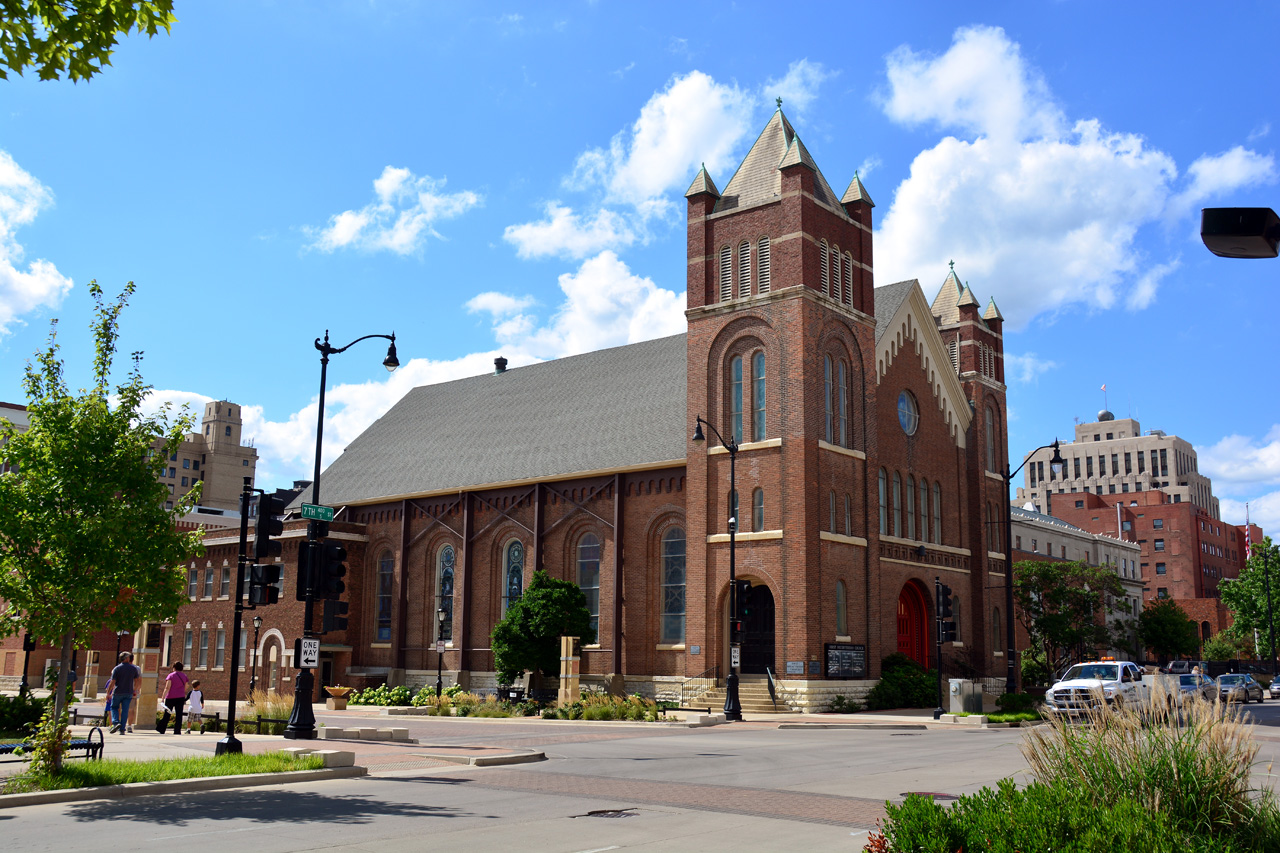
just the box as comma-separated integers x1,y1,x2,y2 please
114,630,129,662
1003,439,1065,695
286,330,399,741
17,630,34,697
692,415,742,722
436,608,447,698
249,615,263,694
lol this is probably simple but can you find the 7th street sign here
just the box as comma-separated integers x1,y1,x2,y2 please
301,503,334,522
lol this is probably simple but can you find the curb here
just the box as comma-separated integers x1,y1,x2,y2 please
777,723,929,730
0,765,368,809
413,750,546,768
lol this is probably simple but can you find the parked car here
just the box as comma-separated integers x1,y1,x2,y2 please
1043,661,1149,715
1162,660,1209,675
1218,673,1265,703
1168,673,1217,706
1270,679,1280,701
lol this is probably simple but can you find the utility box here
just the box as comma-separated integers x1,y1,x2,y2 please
949,679,982,714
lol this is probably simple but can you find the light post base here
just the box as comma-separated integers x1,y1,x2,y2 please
723,672,743,721
215,734,243,755
284,667,318,740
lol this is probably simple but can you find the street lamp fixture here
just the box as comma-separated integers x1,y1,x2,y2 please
249,615,263,695
436,608,447,699
285,329,400,741
1003,438,1065,694
692,414,742,722
1201,207,1279,259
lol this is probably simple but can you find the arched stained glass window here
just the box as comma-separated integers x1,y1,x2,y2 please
878,468,888,535
906,476,916,540
437,545,455,642
823,356,833,443
919,478,929,544
502,540,524,616
892,472,902,538
730,355,744,445
838,360,848,447
578,534,601,635
660,528,686,644
752,351,766,442
829,490,837,533
376,550,394,642
933,482,942,544
752,488,764,532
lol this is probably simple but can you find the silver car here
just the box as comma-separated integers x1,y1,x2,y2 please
1174,673,1217,705
1218,673,1265,703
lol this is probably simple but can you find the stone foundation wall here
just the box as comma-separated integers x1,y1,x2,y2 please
776,679,878,712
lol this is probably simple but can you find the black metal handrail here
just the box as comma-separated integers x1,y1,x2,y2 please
680,664,720,709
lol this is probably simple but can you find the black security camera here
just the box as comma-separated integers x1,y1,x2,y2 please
1201,207,1279,259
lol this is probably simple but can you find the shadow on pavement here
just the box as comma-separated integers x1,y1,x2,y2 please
65,787,478,826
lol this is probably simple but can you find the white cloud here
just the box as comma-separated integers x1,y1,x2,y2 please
1198,426,1280,488
1003,352,1057,384
305,166,481,255
503,203,638,259
464,292,535,316
873,26,1272,326
1169,146,1277,219
1220,493,1280,535
567,70,754,211
763,59,835,114
0,150,73,337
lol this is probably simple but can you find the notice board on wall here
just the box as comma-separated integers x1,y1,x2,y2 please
825,643,866,678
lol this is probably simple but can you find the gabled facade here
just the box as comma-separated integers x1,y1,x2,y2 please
152,109,1015,711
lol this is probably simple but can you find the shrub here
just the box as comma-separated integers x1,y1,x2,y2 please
827,694,862,713
0,693,47,738
995,692,1039,714
865,658,936,710
349,684,412,706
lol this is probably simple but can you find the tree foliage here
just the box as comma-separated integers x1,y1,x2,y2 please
1012,560,1126,677
0,1,176,82
1138,599,1201,663
1220,536,1280,659
491,570,596,686
0,281,202,767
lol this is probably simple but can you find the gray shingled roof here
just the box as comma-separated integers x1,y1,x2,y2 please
874,280,918,343
714,109,842,214
297,335,688,508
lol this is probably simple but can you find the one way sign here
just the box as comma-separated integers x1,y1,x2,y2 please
298,637,320,669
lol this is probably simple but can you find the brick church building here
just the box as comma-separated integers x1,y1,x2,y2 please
86,109,1015,711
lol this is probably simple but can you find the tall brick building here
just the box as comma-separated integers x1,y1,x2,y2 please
123,109,1014,710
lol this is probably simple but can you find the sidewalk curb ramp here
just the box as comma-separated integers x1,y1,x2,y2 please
411,749,546,767
777,723,929,730
0,765,368,809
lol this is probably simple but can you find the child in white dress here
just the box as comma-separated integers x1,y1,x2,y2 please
186,680,204,733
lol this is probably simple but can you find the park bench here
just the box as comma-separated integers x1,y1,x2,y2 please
0,726,105,763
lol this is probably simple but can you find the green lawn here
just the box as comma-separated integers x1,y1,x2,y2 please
3,751,325,793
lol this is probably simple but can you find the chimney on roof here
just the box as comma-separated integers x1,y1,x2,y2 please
494,357,508,375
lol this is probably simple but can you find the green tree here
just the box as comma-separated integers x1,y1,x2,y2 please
491,570,596,686
1013,560,1126,677
0,1,176,82
1220,536,1280,659
0,281,202,771
1202,631,1250,662
1138,599,1201,663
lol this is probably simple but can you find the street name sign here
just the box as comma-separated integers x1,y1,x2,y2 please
301,504,335,522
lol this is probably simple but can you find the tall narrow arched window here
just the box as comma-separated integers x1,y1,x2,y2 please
436,545,455,642
878,468,888,534
503,540,525,617
752,488,764,532
660,527,686,644
829,490,837,533
751,351,766,442
729,355,743,444
892,472,902,538
906,476,916,540
757,236,771,293
719,245,732,302
738,241,751,298
823,355,834,443
844,494,852,537
932,482,942,544
831,246,841,301
376,550,394,642
986,406,998,472
919,478,929,544
836,580,848,636
844,251,853,305
992,607,1002,653
578,533,601,636
838,360,848,447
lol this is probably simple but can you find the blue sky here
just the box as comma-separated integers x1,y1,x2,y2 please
1,2,1278,531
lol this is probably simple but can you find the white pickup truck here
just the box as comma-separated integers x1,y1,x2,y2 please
1043,660,1149,715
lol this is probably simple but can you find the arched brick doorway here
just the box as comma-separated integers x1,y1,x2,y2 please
897,583,928,668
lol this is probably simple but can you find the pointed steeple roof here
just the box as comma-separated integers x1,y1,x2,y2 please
983,297,1004,322
684,162,720,198
714,108,841,213
841,171,875,207
930,261,965,325
958,284,979,308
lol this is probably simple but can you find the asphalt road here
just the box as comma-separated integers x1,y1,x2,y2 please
6,708,1280,852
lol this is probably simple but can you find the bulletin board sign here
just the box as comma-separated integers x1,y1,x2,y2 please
825,643,867,679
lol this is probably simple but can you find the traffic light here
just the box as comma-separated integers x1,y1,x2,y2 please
308,519,329,540
322,598,350,633
295,541,316,602
255,493,286,561
730,619,744,643
317,542,347,600
940,620,957,642
249,563,281,606
937,583,953,619
732,579,752,613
